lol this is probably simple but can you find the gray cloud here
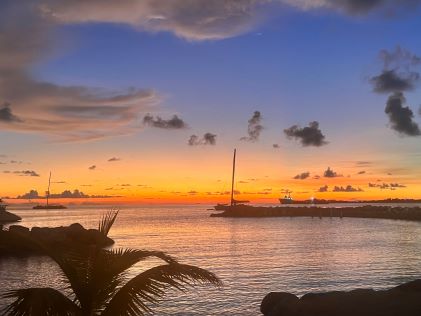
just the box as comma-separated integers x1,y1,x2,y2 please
143,114,187,129
17,188,118,199
88,165,96,170
4,170,40,177
108,157,121,162
241,111,263,142
188,133,217,146
17,189,40,199
370,47,421,136
324,167,341,178
273,144,280,148
370,47,421,93
385,92,420,136
0,1,158,141
284,121,327,147
333,185,363,192
318,185,329,192
371,70,419,93
288,0,421,15
0,103,22,123
358,170,366,174
369,182,406,189
293,172,310,180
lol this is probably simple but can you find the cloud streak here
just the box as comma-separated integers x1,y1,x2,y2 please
0,1,158,141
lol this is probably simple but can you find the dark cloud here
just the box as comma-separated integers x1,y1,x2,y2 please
108,157,121,162
369,47,421,136
318,185,329,192
17,188,118,199
5,170,40,177
284,121,327,147
0,103,22,123
88,165,96,170
313,175,321,179
293,172,310,180
385,92,420,136
333,185,363,192
241,111,263,142
370,70,419,93
273,144,280,149
188,133,217,146
323,167,341,178
369,182,406,189
16,189,40,199
143,114,187,129
358,171,366,174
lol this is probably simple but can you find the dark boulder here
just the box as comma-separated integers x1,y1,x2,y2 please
261,280,421,316
0,223,114,256
0,210,21,223
8,225,29,234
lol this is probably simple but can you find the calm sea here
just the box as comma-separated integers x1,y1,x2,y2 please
2,204,421,315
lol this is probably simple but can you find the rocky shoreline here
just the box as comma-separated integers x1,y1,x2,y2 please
0,210,21,224
211,205,421,222
0,223,114,256
261,279,421,316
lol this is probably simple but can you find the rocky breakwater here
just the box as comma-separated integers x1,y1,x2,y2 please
211,205,421,222
0,210,21,224
261,279,421,316
0,223,114,256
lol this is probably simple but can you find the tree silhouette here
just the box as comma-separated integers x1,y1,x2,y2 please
3,211,221,315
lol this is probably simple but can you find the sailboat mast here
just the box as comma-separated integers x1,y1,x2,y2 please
47,171,51,206
230,149,236,206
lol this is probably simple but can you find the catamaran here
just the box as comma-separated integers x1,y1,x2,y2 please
33,172,67,209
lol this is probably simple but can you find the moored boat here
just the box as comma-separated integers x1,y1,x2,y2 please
32,172,67,210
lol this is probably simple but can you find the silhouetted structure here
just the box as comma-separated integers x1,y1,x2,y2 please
32,172,67,209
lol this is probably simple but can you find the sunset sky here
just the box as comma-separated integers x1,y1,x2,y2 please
2,0,421,204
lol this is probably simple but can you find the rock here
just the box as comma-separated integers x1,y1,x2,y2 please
0,210,22,223
8,225,29,234
0,222,114,256
261,292,299,316
261,280,421,316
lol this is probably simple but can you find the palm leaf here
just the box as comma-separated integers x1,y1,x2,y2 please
98,210,118,237
102,263,222,316
2,288,81,316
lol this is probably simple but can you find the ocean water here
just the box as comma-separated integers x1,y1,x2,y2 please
2,204,421,315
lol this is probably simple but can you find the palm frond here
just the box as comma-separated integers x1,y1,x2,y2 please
2,288,81,316
102,263,222,316
98,210,119,237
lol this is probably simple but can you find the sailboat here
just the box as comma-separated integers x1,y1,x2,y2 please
214,149,249,210
33,172,67,209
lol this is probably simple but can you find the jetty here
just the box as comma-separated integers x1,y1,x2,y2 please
211,205,421,222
